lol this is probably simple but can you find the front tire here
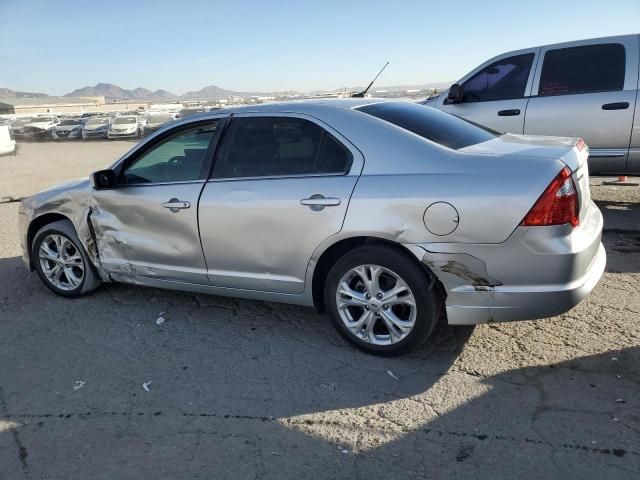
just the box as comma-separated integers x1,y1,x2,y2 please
32,220,102,298
325,244,442,356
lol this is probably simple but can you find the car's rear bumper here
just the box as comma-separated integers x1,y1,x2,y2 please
416,200,605,325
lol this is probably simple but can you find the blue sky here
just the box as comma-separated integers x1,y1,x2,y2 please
1,0,639,95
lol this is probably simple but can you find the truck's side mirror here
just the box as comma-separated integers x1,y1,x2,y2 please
447,83,464,104
90,169,116,190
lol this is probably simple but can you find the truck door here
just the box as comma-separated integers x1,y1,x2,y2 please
438,49,539,133
524,36,638,174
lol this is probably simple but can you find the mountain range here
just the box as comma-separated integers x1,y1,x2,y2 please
1,81,449,102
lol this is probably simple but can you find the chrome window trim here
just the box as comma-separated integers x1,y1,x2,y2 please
114,180,206,188
206,171,350,183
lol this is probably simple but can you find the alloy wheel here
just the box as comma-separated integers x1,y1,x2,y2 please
38,234,85,291
335,264,417,345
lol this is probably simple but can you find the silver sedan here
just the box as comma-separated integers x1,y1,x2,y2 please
18,100,605,355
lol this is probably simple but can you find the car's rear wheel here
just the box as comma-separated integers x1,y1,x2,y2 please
325,244,442,356
32,220,101,298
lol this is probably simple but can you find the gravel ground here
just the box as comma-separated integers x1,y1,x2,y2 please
1,141,639,479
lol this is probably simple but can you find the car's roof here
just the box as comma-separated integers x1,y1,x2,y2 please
184,98,394,121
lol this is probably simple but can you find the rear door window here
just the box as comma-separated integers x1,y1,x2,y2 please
212,116,352,179
357,102,498,150
459,53,535,103
538,43,626,96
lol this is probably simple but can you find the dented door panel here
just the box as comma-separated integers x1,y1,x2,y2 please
89,182,208,284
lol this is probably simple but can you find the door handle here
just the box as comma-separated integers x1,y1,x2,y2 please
300,194,341,211
162,198,190,212
497,109,521,116
602,102,629,110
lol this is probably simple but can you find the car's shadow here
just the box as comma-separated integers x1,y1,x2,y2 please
1,254,638,478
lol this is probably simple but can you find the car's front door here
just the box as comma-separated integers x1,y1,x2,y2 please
198,113,363,294
90,120,222,284
439,50,539,133
524,37,639,174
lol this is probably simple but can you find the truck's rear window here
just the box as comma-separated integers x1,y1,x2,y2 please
357,102,498,150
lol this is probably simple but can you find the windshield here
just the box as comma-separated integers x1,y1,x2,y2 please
148,114,172,123
114,116,137,125
59,119,81,126
357,102,498,150
86,118,109,126
31,117,52,123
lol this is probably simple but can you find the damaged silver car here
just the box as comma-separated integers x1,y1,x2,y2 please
18,100,606,355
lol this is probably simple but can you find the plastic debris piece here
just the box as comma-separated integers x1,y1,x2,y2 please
73,380,86,391
615,398,625,403
387,370,399,381
142,381,152,392
611,357,618,362
270,452,282,456
156,312,166,325
613,418,619,422
342,449,349,454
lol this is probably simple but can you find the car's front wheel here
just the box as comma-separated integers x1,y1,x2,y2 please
32,220,101,297
325,244,442,356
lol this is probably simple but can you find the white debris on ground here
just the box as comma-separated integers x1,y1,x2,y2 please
156,312,166,325
142,381,152,392
72,380,86,391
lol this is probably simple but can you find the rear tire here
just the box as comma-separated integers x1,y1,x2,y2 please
32,220,102,298
324,244,442,356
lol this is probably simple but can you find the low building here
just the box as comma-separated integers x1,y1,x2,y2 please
0,96,150,115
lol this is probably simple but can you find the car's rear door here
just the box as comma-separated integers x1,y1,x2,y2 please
198,113,363,294
89,119,223,284
524,35,638,174
439,49,539,133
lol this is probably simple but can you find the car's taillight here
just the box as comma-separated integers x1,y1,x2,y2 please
521,167,579,227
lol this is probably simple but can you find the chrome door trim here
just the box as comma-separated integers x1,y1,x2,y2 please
589,148,628,158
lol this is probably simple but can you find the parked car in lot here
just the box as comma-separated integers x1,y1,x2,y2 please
23,116,60,140
9,117,31,140
425,34,640,175
143,112,175,135
108,116,141,139
18,100,605,355
82,117,110,139
0,125,16,155
52,118,84,140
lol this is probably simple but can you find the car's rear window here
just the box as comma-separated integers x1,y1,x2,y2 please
357,102,498,150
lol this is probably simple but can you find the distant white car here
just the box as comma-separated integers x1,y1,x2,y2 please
82,117,110,139
52,118,84,140
108,116,141,139
143,112,175,135
0,125,16,155
10,117,32,139
23,116,60,140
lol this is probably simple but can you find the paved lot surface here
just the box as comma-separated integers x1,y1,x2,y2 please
1,142,639,479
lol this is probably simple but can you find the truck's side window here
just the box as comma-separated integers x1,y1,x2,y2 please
460,53,534,103
538,44,625,97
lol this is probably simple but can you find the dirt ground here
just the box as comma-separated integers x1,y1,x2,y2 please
1,141,639,479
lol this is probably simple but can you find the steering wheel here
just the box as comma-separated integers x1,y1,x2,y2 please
168,155,185,169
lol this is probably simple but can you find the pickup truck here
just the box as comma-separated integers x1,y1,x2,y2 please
425,34,640,175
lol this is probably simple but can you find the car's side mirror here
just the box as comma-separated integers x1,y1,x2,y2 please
90,169,116,190
447,83,464,103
